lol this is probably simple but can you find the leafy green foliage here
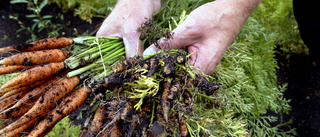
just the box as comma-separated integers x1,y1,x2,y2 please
50,0,117,23
10,0,66,42
253,0,307,56
45,116,81,137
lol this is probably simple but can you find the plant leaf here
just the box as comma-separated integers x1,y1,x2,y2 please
10,0,29,4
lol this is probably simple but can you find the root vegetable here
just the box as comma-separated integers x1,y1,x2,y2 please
5,75,62,114
147,57,159,77
0,76,80,134
0,118,38,137
0,49,72,65
193,74,219,96
0,37,73,53
0,91,27,112
175,53,187,64
27,86,91,137
168,80,180,100
178,112,188,137
0,62,65,90
162,56,175,78
112,57,136,73
0,65,34,75
161,81,171,122
88,105,107,136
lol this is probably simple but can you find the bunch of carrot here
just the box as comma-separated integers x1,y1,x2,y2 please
0,36,126,137
80,49,220,137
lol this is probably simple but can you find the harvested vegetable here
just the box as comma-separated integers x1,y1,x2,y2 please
0,62,65,90
0,65,34,75
0,49,72,65
0,37,73,53
0,76,80,134
27,86,91,137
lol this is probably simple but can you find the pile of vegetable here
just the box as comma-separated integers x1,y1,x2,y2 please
0,34,222,136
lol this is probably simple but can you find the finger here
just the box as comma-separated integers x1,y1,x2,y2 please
122,20,144,58
96,18,122,37
143,45,159,56
157,19,201,50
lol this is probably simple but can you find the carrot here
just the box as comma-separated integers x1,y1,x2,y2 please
0,117,38,137
0,98,35,119
99,124,122,137
27,86,91,137
178,112,188,137
0,77,49,100
161,80,171,122
0,91,27,112
175,53,187,64
0,62,65,90
162,56,175,78
0,118,18,130
0,37,74,53
4,75,62,114
0,65,34,75
147,57,159,77
0,76,80,134
88,105,107,136
112,57,136,73
0,49,72,66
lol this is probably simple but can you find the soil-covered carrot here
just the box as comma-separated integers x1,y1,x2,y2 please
0,118,18,130
0,76,80,134
0,91,27,112
161,80,171,122
0,37,73,53
0,97,35,119
88,105,107,136
0,62,65,90
162,56,175,78
5,75,62,114
147,57,159,77
0,49,72,66
27,86,91,137
0,117,38,137
0,65,34,75
0,76,50,100
175,53,187,64
178,112,188,137
112,57,136,73
192,74,219,96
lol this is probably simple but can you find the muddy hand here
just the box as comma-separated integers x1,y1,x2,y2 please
96,0,161,59
144,0,261,75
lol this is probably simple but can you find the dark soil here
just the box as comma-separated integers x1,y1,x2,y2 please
1,2,320,137
276,53,320,137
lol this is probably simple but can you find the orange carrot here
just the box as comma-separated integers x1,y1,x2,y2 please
27,86,91,137
0,62,65,90
0,98,35,119
0,37,74,53
0,117,38,137
0,65,34,75
88,105,107,136
0,91,27,112
4,75,62,114
0,49,72,65
0,76,80,134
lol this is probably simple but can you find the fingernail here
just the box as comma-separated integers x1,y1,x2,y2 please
143,45,158,56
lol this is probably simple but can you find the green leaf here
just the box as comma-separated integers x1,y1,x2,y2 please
39,0,48,11
10,0,29,4
42,15,52,19
25,14,37,18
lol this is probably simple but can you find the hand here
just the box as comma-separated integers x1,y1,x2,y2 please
144,0,260,75
96,0,161,58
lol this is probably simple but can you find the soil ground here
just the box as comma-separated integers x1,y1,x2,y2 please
1,2,319,137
